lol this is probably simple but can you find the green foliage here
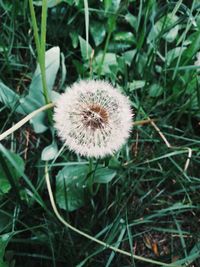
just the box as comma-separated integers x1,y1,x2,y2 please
56,165,88,211
0,234,10,267
0,0,200,266
41,142,58,161
93,167,116,184
0,147,24,195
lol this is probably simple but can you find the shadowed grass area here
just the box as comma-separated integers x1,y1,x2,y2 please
0,0,200,266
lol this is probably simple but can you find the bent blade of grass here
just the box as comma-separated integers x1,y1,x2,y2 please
83,0,89,59
45,162,181,267
173,215,188,258
105,225,126,267
0,144,46,211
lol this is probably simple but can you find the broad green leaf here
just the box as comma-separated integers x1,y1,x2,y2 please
20,46,60,112
94,168,116,184
56,165,88,211
0,147,25,195
148,13,180,43
30,112,48,133
0,148,25,181
149,84,164,97
0,82,21,113
113,32,135,45
122,49,136,66
41,143,58,161
108,157,121,169
70,32,79,48
125,12,137,30
108,42,132,53
128,80,146,91
166,47,187,66
0,234,11,267
104,0,120,12
0,179,10,195
94,53,117,74
79,36,93,60
163,23,179,43
19,47,60,133
181,31,200,65
90,22,106,46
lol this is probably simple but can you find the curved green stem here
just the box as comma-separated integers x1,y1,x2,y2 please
87,157,94,195
40,0,50,104
44,163,178,267
29,0,50,106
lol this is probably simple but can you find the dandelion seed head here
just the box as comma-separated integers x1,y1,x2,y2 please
54,80,133,158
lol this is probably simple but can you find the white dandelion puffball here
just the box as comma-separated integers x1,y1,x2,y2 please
54,80,133,158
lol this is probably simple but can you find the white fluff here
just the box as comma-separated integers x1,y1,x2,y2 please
54,80,133,158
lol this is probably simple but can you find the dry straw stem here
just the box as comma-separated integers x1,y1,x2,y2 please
149,118,192,172
0,103,54,141
0,102,147,142
44,163,179,267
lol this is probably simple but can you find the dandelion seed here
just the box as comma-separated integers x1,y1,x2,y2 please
54,80,133,158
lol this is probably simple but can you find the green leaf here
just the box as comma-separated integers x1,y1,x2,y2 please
90,21,106,46
113,32,135,45
149,84,164,97
79,36,92,60
148,13,180,43
56,165,88,211
0,179,11,195
20,46,60,112
0,147,25,195
181,31,200,65
94,53,117,74
125,12,137,30
94,168,116,184
104,0,120,12
166,47,187,66
128,80,146,91
19,46,60,133
41,143,58,161
0,82,21,113
70,32,79,48
29,112,48,133
122,49,136,66
0,234,11,267
0,148,25,181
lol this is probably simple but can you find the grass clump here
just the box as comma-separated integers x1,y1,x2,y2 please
0,0,200,266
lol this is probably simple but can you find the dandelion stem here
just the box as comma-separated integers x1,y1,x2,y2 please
44,162,178,267
87,157,94,195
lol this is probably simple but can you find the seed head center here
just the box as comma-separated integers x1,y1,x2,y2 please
82,104,109,130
